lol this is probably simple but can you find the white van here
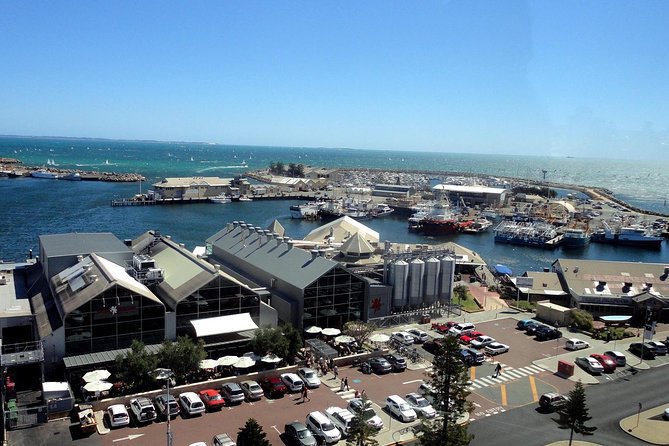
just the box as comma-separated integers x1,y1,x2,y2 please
448,323,476,337
178,392,205,417
385,395,417,422
306,411,341,444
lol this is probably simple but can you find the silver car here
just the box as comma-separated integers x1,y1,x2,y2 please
297,367,321,388
220,382,245,404
239,380,264,401
405,392,437,419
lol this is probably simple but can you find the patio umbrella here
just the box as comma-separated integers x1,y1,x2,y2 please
199,359,219,370
321,328,341,336
369,333,390,343
334,335,355,345
304,326,322,334
217,355,239,367
233,356,256,369
83,380,113,392
82,369,111,383
260,354,282,364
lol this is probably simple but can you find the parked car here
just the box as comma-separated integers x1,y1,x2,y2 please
539,392,569,412
212,433,237,446
106,404,130,428
297,368,321,389
432,321,457,334
384,354,407,372
629,342,656,359
260,375,287,398
199,389,226,411
178,392,206,417
517,319,536,330
305,411,341,444
407,328,429,343
417,382,435,396
128,397,157,424
458,348,476,366
565,339,590,351
153,394,180,420
347,398,383,430
391,331,415,346
240,380,264,401
325,406,355,437
484,342,510,356
647,340,668,355
575,357,604,374
590,354,617,373
385,395,417,422
220,382,245,404
459,331,484,344
405,393,437,419
281,373,305,393
284,421,317,446
470,335,496,349
464,348,485,365
448,323,476,337
525,323,547,335
535,327,563,341
603,350,627,366
367,357,393,374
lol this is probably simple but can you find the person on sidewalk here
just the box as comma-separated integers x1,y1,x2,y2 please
302,386,309,402
333,365,339,380
493,363,502,378
344,376,350,391
339,379,345,392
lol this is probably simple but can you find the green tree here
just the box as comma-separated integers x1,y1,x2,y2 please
280,323,303,363
288,163,297,177
343,320,376,347
158,336,207,384
453,284,469,301
570,309,594,331
114,340,159,392
250,326,289,359
346,397,379,446
415,335,473,446
296,163,305,178
237,418,270,446
269,162,277,174
555,381,597,445
275,161,285,175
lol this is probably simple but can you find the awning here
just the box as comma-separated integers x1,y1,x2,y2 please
64,344,163,369
599,315,633,323
494,264,513,276
190,313,258,338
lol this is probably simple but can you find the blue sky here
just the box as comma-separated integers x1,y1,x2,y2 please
1,1,667,158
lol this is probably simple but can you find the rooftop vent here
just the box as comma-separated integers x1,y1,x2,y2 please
311,249,319,260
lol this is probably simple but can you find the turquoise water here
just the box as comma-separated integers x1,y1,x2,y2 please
1,136,668,273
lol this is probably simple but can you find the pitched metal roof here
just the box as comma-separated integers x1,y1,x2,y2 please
304,216,379,244
340,232,375,255
207,223,337,290
63,343,163,369
39,233,132,258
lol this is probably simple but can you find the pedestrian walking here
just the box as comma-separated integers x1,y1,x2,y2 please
493,363,502,378
333,365,339,380
302,386,309,402
340,379,345,392
344,376,349,391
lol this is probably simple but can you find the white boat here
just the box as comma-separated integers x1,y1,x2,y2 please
209,194,231,204
31,170,60,179
290,202,320,219
591,222,662,248
460,218,493,233
372,203,394,217
59,172,82,181
238,195,253,202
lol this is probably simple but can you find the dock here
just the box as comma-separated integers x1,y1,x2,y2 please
111,192,325,207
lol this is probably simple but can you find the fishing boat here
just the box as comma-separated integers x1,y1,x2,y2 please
290,202,321,219
561,228,590,248
209,194,231,204
493,220,560,248
459,218,493,234
371,203,394,217
591,222,663,248
237,195,253,202
31,169,60,179
410,202,460,235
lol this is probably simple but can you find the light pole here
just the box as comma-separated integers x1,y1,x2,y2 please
154,368,174,446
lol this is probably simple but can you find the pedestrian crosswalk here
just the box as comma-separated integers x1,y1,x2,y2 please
468,364,545,390
332,388,358,402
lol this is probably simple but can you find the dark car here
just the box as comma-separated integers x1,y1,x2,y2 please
458,349,475,366
260,376,287,398
153,394,180,420
383,354,407,372
464,348,485,365
284,421,317,446
629,342,656,359
535,327,562,341
525,323,546,335
367,357,393,374
517,319,536,330
539,393,569,413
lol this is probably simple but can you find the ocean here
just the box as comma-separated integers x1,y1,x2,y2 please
1,135,668,275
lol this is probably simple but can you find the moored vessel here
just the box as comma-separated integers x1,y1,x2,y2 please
561,228,590,248
591,222,663,248
31,169,60,179
493,220,560,248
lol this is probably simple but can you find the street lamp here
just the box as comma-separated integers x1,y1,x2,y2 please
154,368,174,446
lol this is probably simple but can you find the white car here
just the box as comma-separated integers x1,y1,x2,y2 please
281,373,304,392
484,342,510,355
405,393,437,419
470,335,496,349
297,367,321,388
178,392,206,417
306,411,341,444
406,328,429,343
106,404,130,428
385,395,417,422
575,356,604,374
565,339,590,351
347,398,383,429
391,331,415,346
324,406,355,437
417,382,434,396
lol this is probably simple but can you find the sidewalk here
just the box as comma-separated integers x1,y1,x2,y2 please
619,404,669,445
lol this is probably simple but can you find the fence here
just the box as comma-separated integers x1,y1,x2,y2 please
4,406,48,430
368,305,461,328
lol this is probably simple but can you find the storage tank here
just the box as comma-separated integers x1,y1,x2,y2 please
439,256,456,304
391,260,409,309
408,258,425,306
423,257,440,305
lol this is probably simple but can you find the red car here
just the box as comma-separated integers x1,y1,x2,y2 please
590,354,616,373
198,389,226,411
259,375,287,398
460,331,483,344
432,321,457,334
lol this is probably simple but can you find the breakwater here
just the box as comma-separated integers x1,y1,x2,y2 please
0,158,144,182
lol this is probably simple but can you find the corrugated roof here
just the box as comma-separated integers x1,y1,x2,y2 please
152,177,233,188
207,223,337,290
63,343,162,368
39,233,131,258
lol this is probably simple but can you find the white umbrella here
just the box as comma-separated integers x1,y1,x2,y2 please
234,356,256,369
82,369,111,383
334,335,355,344
304,326,322,334
199,359,219,370
370,333,390,343
217,355,239,367
83,380,113,392
261,354,282,364
321,328,341,336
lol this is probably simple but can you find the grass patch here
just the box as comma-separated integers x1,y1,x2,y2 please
452,293,482,312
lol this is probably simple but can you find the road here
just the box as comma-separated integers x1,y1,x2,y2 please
469,364,669,446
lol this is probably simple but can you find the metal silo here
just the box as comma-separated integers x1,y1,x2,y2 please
391,260,409,309
408,258,424,306
423,257,440,306
439,256,456,304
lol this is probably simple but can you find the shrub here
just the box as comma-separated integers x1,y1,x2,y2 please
571,309,594,331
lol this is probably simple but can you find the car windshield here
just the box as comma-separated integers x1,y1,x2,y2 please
303,371,315,379
415,398,429,407
322,422,335,431
210,394,222,400
400,404,411,411
249,384,261,391
297,429,313,439
362,408,376,419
